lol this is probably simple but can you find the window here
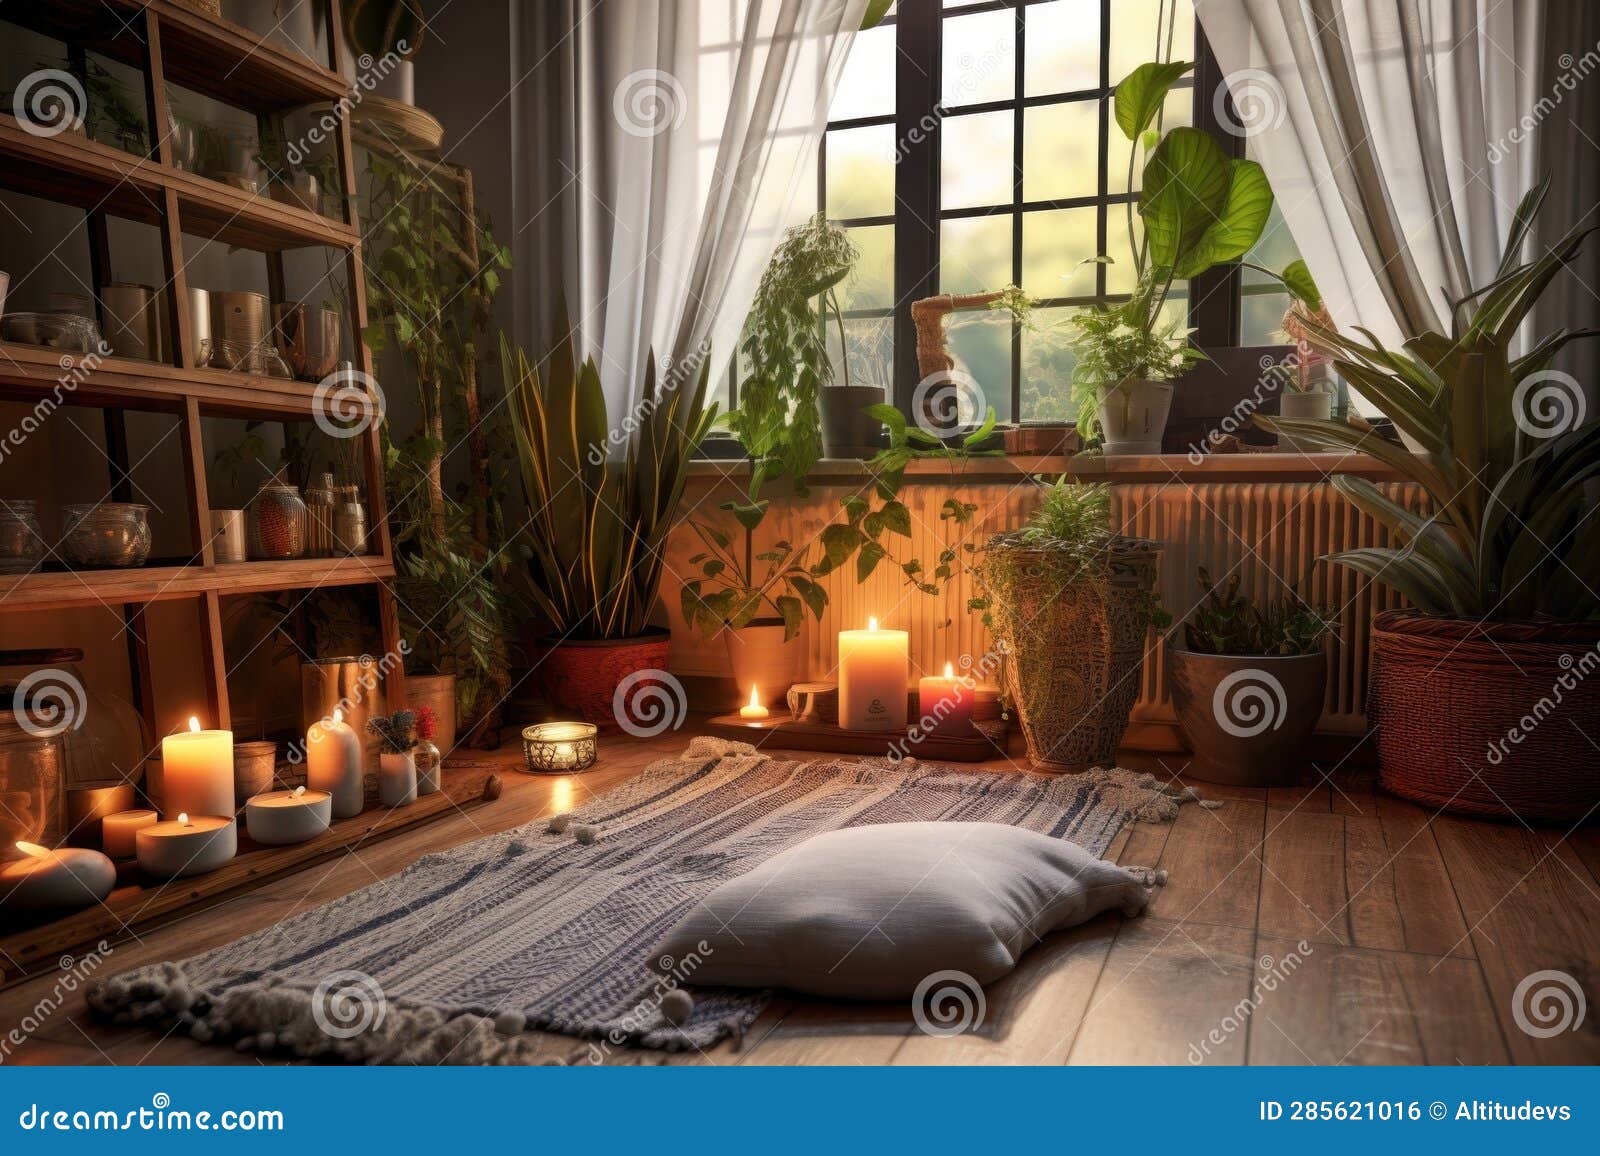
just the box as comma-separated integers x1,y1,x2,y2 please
814,0,1295,426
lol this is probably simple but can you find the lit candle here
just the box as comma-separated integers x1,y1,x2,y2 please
917,662,975,736
161,716,234,820
245,786,332,846
838,618,909,732
101,809,159,859
0,841,116,915
521,722,599,773
136,813,237,878
307,708,364,819
738,686,769,722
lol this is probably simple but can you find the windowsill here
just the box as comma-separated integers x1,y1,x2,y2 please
685,451,1402,485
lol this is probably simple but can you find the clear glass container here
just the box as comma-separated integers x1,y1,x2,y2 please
248,481,308,560
331,486,368,556
60,502,152,568
0,499,46,574
0,718,64,851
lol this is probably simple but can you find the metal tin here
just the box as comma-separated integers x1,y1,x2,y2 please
209,290,270,373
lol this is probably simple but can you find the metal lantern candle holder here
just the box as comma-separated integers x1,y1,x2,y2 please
521,722,598,773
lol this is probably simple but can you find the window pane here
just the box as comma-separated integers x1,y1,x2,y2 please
827,315,895,392
1021,306,1080,423
1108,88,1192,193
826,124,896,219
946,312,1011,417
940,215,1012,295
941,8,1016,107
1109,0,1195,87
1103,210,1140,294
831,23,895,120
941,111,1013,209
1241,289,1290,346
1023,100,1099,202
1025,0,1102,96
1022,206,1098,298
839,225,894,310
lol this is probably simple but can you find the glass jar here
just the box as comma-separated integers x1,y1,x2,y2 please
304,472,336,558
0,717,65,851
0,649,151,801
248,481,308,560
414,738,441,795
60,502,153,568
0,499,46,574
331,486,368,556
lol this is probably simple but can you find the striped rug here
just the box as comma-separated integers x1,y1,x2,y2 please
90,738,1190,1064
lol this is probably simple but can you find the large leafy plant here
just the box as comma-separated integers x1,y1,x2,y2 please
1183,567,1337,656
1257,179,1600,619
505,321,719,641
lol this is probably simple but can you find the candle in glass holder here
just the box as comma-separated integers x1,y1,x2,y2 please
838,618,909,732
245,786,331,845
161,717,234,820
521,722,598,773
0,841,116,915
738,686,769,722
136,813,236,878
306,708,363,819
917,663,975,736
101,809,159,859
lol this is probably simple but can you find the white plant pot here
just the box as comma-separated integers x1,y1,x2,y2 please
378,751,417,807
722,619,800,710
1097,379,1173,456
1276,390,1333,451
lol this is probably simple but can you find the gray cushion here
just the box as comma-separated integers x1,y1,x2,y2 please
653,821,1151,1000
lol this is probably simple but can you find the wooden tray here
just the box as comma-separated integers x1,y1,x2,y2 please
706,713,1008,762
0,769,502,989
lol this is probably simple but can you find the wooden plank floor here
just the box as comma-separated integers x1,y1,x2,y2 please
3,727,1595,1066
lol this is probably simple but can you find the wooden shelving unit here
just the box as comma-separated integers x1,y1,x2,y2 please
0,0,405,725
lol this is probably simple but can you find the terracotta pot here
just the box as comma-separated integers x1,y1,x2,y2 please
1168,649,1327,787
405,672,457,755
1369,612,1600,822
820,385,888,458
1098,378,1173,455
722,619,799,710
531,628,673,729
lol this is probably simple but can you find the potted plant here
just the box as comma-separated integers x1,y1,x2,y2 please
1168,568,1338,786
1258,178,1600,821
1274,296,1337,449
973,479,1168,771
505,319,718,728
1069,61,1314,453
366,709,417,807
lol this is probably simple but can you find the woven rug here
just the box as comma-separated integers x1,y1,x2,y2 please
89,737,1192,1064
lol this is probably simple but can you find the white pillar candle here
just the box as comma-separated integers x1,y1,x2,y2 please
161,716,234,820
378,752,417,807
0,842,116,915
101,809,159,859
838,618,909,732
917,663,975,736
306,708,364,819
245,787,331,845
136,814,236,878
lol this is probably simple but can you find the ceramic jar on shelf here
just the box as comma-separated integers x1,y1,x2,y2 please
247,479,308,560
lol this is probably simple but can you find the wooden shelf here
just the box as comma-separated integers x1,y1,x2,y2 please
4,0,348,112
0,556,396,611
0,118,359,252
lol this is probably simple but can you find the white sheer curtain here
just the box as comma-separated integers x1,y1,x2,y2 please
513,0,867,414
1196,0,1545,349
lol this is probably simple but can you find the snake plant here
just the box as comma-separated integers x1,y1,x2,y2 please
504,320,719,641
1257,178,1600,619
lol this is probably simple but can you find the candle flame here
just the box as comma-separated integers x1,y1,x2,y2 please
747,685,761,709
293,786,306,798
944,662,955,679
868,617,878,631
332,707,343,725
187,716,201,733
178,812,190,825
15,841,47,858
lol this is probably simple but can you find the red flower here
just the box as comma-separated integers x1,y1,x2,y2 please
414,703,438,741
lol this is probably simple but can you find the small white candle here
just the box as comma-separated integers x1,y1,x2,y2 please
307,708,364,819
738,686,769,722
101,809,159,859
245,786,332,845
136,813,237,878
161,716,234,820
838,618,909,732
0,841,116,914
378,752,417,807
917,662,975,736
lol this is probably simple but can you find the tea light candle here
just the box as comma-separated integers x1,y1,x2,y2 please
307,708,364,819
0,842,116,914
522,722,599,773
101,809,159,859
838,618,909,732
738,686,769,722
917,662,975,736
245,786,331,846
161,716,234,820
136,813,236,879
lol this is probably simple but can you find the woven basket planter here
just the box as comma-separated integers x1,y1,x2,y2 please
978,539,1161,772
1369,612,1600,822
529,628,672,730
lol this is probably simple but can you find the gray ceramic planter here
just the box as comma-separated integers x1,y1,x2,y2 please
1167,649,1327,786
